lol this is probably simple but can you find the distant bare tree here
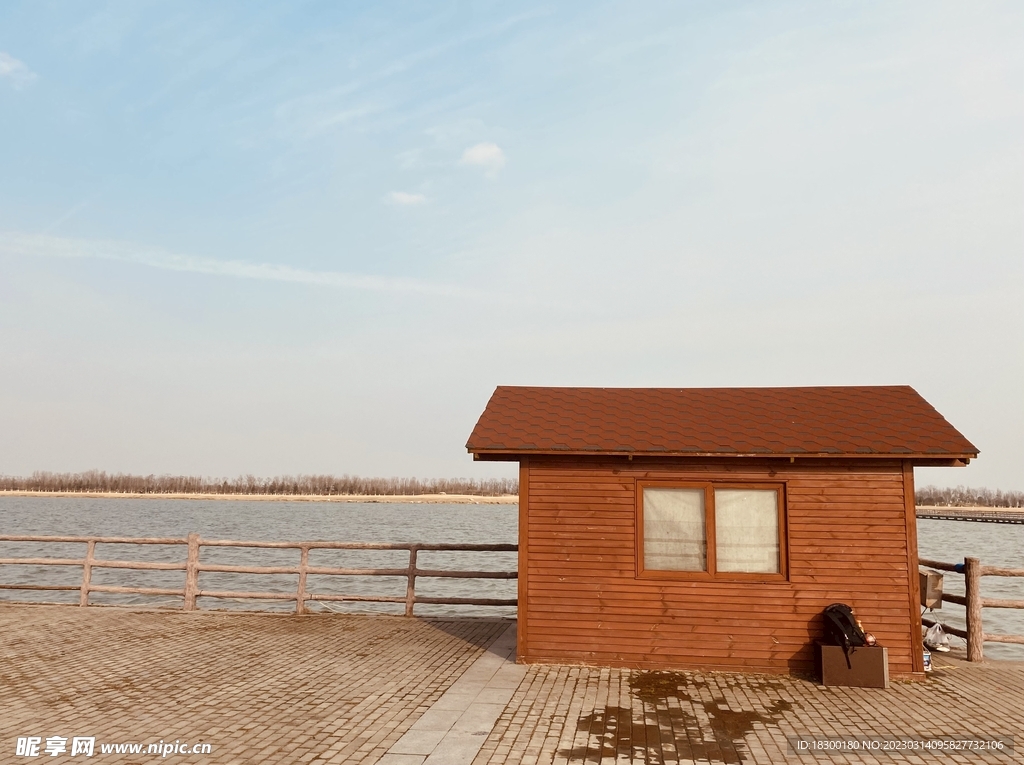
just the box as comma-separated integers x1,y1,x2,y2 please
916,485,1024,508
0,471,518,497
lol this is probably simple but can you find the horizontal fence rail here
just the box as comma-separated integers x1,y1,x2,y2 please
920,556,1024,660
0,534,518,616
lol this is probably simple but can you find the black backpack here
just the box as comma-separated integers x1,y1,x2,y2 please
823,603,866,667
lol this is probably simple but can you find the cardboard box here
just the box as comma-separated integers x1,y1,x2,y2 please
818,644,889,688
920,569,943,609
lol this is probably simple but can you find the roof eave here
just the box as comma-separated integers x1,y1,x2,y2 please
469,448,976,465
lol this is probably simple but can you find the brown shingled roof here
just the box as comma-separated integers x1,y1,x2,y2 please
466,386,977,461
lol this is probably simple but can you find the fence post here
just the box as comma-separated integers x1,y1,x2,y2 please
295,546,309,615
184,533,200,612
405,546,418,617
965,556,983,661
79,540,95,607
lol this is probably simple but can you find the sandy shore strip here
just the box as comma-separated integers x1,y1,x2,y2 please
0,490,518,504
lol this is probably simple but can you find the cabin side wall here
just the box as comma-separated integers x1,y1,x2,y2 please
520,458,921,677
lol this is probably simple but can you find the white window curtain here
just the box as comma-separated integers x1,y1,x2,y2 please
714,489,779,573
643,487,706,571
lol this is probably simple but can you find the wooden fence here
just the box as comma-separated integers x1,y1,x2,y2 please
0,534,518,616
920,556,1024,661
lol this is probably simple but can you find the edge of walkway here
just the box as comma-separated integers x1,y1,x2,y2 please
374,622,524,765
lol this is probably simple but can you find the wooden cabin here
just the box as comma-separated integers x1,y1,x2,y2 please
466,386,978,678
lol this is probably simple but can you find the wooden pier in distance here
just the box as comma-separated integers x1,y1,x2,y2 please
916,506,1024,523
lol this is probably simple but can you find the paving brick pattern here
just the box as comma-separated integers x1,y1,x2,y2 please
4,605,1023,765
0,604,508,764
380,624,526,765
472,656,1024,764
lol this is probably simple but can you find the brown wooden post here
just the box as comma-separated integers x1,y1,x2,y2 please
183,533,200,612
901,462,925,673
405,546,418,617
965,556,983,661
295,546,309,615
79,540,95,607
517,458,529,662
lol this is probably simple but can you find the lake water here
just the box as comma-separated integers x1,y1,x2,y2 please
917,518,1024,661
2,497,1022,660
0,496,519,619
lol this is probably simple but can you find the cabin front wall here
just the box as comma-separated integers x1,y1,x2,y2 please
518,457,923,677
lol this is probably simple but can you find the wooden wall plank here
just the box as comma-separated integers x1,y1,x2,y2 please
520,457,919,678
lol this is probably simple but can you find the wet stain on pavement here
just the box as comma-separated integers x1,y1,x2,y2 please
560,671,795,763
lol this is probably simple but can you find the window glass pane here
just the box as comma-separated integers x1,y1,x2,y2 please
715,489,779,573
643,488,706,571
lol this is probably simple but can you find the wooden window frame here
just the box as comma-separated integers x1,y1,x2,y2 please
635,480,789,582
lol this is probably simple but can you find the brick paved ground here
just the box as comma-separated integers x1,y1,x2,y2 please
473,654,1024,764
3,605,1022,765
0,604,508,764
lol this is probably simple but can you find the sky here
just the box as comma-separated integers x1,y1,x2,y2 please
1,1,1022,489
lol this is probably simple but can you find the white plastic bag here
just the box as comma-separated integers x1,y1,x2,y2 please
924,622,951,652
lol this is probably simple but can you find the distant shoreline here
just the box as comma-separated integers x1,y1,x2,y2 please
0,490,518,505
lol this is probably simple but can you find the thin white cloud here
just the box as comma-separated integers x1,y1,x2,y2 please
0,52,38,89
48,197,93,231
460,142,506,175
305,104,377,138
395,149,422,170
0,231,468,297
386,191,427,206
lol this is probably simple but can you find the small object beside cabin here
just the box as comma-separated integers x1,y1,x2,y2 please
920,569,944,609
819,644,891,688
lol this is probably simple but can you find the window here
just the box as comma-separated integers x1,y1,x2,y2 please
637,482,787,580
